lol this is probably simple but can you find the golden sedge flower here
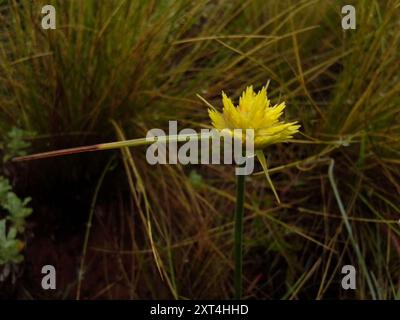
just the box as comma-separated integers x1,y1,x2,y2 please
208,86,300,149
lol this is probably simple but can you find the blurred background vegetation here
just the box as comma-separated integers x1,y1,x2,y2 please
0,0,399,299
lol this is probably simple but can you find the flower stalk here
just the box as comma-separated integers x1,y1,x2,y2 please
234,172,245,299
208,85,300,299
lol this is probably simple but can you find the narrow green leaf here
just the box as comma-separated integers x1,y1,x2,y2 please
256,150,281,204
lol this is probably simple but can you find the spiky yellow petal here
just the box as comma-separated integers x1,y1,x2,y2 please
208,86,300,149
208,108,226,129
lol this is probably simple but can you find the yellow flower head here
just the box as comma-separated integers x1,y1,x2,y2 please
208,85,300,149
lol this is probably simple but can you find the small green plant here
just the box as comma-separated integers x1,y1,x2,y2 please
1,127,35,163
0,176,32,265
0,219,24,265
0,127,33,279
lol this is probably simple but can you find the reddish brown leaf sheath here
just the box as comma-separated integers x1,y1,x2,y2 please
12,144,101,162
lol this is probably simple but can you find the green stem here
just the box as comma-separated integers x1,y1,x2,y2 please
234,173,246,299
12,133,207,162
